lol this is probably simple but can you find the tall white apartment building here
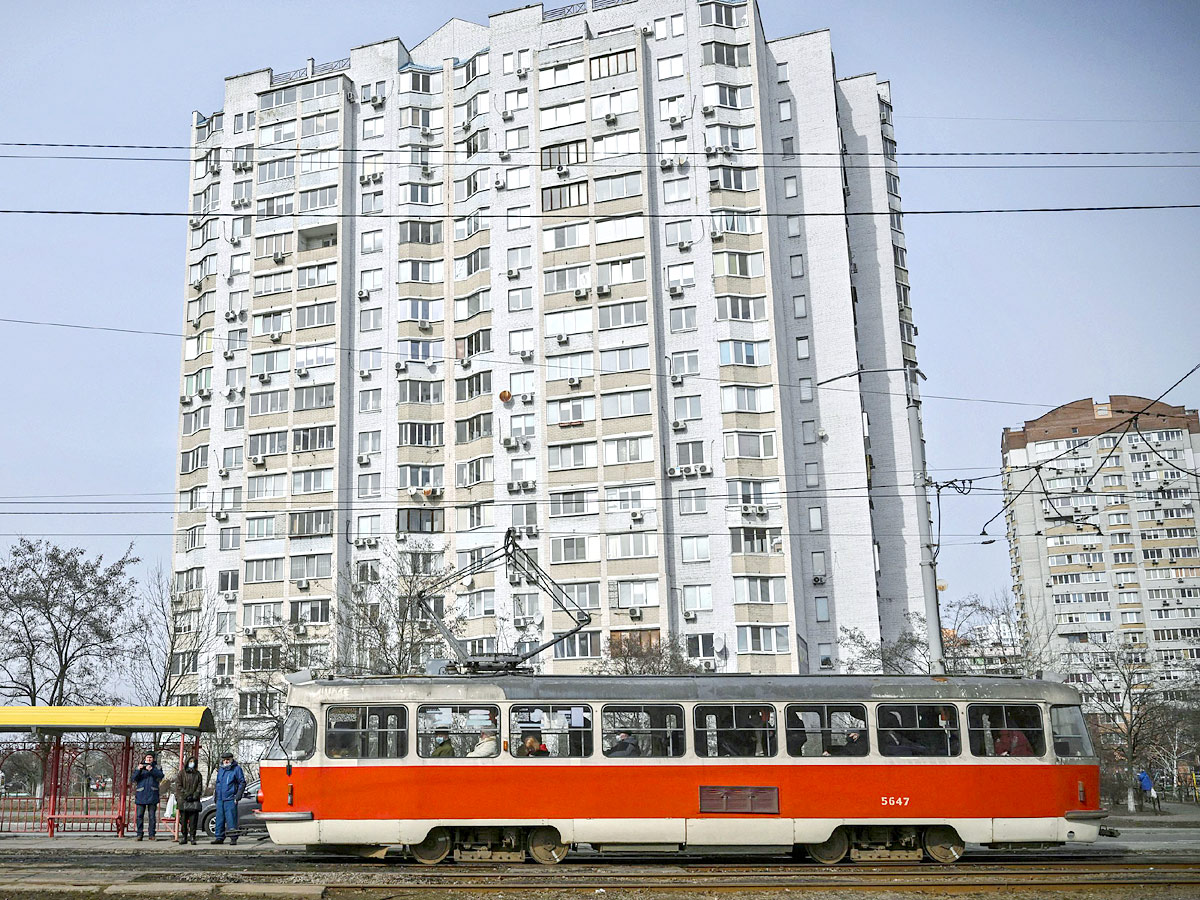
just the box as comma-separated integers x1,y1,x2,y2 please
1001,397,1200,685
173,0,931,711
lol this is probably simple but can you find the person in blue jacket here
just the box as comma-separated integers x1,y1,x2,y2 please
1137,769,1158,812
210,751,247,845
129,751,164,841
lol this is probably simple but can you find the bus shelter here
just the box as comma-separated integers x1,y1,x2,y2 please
0,706,215,836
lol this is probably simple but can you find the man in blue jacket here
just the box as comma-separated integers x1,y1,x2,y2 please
211,751,247,845
130,752,164,841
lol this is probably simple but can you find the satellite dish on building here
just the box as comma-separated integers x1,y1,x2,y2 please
713,634,727,655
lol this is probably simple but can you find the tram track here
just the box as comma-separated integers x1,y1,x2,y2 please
223,862,1200,893
3,854,1200,897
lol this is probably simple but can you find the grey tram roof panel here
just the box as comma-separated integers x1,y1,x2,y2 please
289,675,1084,707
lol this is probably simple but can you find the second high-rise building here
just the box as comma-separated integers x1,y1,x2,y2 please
174,0,931,701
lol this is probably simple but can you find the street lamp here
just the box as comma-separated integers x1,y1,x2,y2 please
814,365,943,674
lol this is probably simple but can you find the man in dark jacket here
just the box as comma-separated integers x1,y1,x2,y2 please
130,752,164,841
210,751,247,845
177,758,205,845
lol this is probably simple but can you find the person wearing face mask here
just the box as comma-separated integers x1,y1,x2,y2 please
430,728,456,757
176,758,205,845
210,752,246,845
130,752,164,841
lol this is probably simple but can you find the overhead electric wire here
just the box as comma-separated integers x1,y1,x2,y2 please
0,316,1185,428
0,466,1010,501
0,531,1007,542
978,361,1200,535
6,313,1163,418
4,140,1200,156
3,203,1199,220
1131,418,1200,480
893,115,1200,125
5,151,1200,171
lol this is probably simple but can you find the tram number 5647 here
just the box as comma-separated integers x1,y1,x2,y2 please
880,796,910,806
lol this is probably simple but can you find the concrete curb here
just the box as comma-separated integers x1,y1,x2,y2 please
1,887,328,900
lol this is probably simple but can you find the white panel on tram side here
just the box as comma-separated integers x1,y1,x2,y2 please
686,817,794,846
321,818,402,844
580,818,685,845
993,817,1058,843
266,820,320,845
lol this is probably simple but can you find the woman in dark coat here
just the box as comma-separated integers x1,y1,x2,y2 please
177,758,205,845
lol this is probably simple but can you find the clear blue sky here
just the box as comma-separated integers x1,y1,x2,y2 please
1,0,1198,606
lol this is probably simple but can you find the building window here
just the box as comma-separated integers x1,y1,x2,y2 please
657,56,684,80
681,535,710,563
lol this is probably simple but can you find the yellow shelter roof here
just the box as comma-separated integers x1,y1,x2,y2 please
0,706,215,734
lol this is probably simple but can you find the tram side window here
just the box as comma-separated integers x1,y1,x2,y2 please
417,705,500,758
601,704,686,758
876,704,961,757
785,704,868,757
1050,705,1096,758
967,704,1045,757
693,704,777,758
324,705,407,759
509,705,593,757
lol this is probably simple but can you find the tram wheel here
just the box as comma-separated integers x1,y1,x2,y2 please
922,825,964,864
526,827,570,865
410,827,452,865
805,827,850,865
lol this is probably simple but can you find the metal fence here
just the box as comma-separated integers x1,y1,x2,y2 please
0,739,192,836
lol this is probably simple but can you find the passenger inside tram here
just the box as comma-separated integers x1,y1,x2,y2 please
966,704,1045,757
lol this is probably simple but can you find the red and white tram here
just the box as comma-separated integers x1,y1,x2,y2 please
258,674,1104,864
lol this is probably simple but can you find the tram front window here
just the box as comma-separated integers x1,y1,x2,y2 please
1050,705,1096,758
267,706,316,760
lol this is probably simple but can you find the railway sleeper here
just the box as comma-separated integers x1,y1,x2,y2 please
802,824,963,864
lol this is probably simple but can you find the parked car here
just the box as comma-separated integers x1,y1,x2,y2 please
199,779,264,835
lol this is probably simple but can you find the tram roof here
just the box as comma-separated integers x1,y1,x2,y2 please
0,706,216,735
288,674,1083,706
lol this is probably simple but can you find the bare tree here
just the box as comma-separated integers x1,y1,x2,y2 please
124,563,219,707
588,634,702,676
840,593,1059,677
0,539,140,705
337,540,462,675
943,591,1056,677
194,692,262,782
840,612,934,674
1069,645,1180,812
